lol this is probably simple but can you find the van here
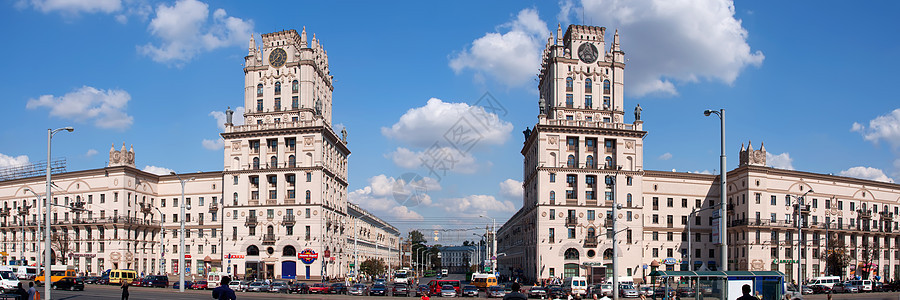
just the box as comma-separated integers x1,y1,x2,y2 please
12,266,37,280
35,265,76,286
472,273,498,290
0,266,19,292
849,280,873,292
428,279,461,296
108,269,137,285
207,272,230,289
563,276,588,296
807,276,840,288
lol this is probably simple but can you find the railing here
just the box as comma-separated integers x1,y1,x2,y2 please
283,215,295,225
208,204,218,213
858,209,873,219
566,217,577,227
584,236,598,247
263,234,276,245
880,211,895,219
245,216,258,225
540,118,636,130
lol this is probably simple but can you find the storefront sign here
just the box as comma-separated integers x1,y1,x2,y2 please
776,260,798,264
298,248,318,264
226,254,245,259
663,258,678,265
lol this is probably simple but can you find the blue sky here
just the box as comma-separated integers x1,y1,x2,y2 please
3,0,900,245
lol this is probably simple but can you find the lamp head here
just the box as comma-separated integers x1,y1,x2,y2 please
64,127,74,132
169,172,176,176
703,110,712,116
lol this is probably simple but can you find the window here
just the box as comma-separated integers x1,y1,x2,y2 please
567,155,576,168
586,156,594,168
306,172,312,182
549,209,556,220
292,80,299,93
667,198,674,207
626,194,633,207
682,198,688,208
305,190,311,203
568,228,575,239
257,84,263,97
566,94,573,108
652,232,659,241
274,82,281,95
585,95,592,108
585,78,592,93
587,210,595,220
653,197,659,210
603,80,610,94
257,99,263,112
549,228,555,243
305,226,311,241
652,214,659,224
667,232,673,241
550,173,556,182
627,177,633,186
549,191,556,204
566,77,573,92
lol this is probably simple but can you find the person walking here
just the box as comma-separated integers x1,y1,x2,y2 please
121,279,130,300
736,284,755,300
212,276,237,300
14,282,26,300
503,283,528,300
26,282,36,300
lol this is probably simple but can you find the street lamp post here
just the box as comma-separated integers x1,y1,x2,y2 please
479,215,496,274
790,189,813,298
170,172,194,292
823,217,835,276
154,207,165,275
608,166,622,300
703,109,727,272
44,126,73,299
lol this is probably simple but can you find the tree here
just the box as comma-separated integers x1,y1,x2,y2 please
360,258,386,277
50,230,74,265
822,232,850,277
859,239,880,280
428,244,443,271
408,230,426,245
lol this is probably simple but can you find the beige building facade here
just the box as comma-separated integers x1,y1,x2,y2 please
497,24,900,285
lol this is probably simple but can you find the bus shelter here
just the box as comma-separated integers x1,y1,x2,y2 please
648,271,785,300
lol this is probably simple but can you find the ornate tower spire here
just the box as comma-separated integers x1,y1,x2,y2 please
612,29,621,52
301,26,308,47
248,34,256,55
556,23,562,45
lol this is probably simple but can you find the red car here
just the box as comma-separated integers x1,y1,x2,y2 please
191,280,209,290
308,283,330,294
130,278,142,286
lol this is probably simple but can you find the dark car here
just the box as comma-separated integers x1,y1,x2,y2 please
392,283,411,296
97,275,109,285
172,280,193,289
527,286,547,298
141,275,169,288
488,286,507,298
547,286,565,299
416,284,430,296
81,276,100,284
462,285,479,297
269,281,289,293
330,282,348,294
52,277,85,291
676,287,696,298
290,282,309,294
809,285,831,294
873,282,885,292
369,284,387,296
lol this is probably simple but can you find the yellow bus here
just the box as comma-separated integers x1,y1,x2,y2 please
35,265,77,285
108,269,138,285
471,273,497,290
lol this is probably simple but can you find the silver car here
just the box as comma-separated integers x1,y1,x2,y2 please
619,285,640,298
441,285,457,297
832,282,858,293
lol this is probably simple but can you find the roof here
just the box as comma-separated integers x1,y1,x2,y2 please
649,271,785,277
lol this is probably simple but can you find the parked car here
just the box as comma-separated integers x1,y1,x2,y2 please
639,287,654,297
130,277,142,286
462,285,479,297
800,285,813,295
884,281,900,292
81,276,100,284
247,281,269,292
97,275,109,285
369,284,387,296
832,282,858,293
620,285,640,298
591,284,612,297
348,283,368,296
308,283,330,294
329,282,348,294
416,284,430,296
171,280,192,289
676,287,696,298
488,285,507,298
809,284,831,294
873,282,885,292
548,286,565,298
268,281,289,293
528,286,547,298
228,280,244,292
141,275,169,288
52,277,85,291
784,284,802,300
392,283,411,296
441,284,458,297
191,280,209,290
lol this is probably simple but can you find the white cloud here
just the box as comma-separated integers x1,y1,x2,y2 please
209,106,245,131
202,138,224,150
658,152,672,160
852,108,900,150
443,194,517,214
766,152,794,170
26,85,134,130
580,0,765,97
349,174,442,221
389,147,481,174
839,166,895,183
85,149,98,157
382,98,514,149
142,165,173,175
139,0,253,65
499,179,523,199
0,153,30,168
558,0,575,24
449,8,549,87
689,170,714,175
21,0,121,15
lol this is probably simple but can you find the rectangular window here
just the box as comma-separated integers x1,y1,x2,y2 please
603,96,610,108
667,198,673,207
257,99,263,112
755,193,761,204
584,95,592,108
652,197,659,210
652,214,659,224
292,96,299,109
586,210,595,220
771,195,777,205
682,198,688,208
652,248,658,257
568,228,575,239
652,232,659,241
305,208,310,218
306,172,312,182
549,173,556,182
667,232,673,241
566,94,573,108
549,228,555,243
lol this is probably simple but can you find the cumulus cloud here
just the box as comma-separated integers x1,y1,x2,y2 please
578,0,764,97
382,98,513,150
349,174,442,221
202,138,224,150
142,165,174,175
444,194,517,214
499,179,523,199
658,152,672,160
139,0,253,65
0,153,30,168
389,147,481,174
26,86,134,130
449,8,549,87
839,166,894,183
209,106,245,131
852,108,900,150
85,149,98,157
766,152,794,170
20,0,121,15
689,170,714,175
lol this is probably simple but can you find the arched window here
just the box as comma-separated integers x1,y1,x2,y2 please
267,225,274,235
283,245,296,257
257,84,263,97
603,80,610,94
567,155,576,168
247,245,260,256
274,82,282,95
550,191,556,204
603,248,613,260
292,80,299,93
585,78,592,93
305,190,311,204
605,156,613,168
587,227,596,237
564,248,579,260
288,155,296,168
252,157,260,170
586,155,594,169
270,156,278,168
233,192,238,206
566,77,574,92
627,193,633,207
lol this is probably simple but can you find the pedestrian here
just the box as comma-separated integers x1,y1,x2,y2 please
14,282,26,300
421,290,430,300
121,279,130,300
503,282,528,300
736,284,755,300
26,282,36,300
212,275,237,300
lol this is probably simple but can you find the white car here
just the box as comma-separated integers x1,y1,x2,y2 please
441,285,457,297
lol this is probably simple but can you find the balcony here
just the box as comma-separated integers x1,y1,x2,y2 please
263,233,276,245
208,204,218,213
245,216,258,226
566,217,577,227
584,236,598,247
880,211,894,220
857,209,873,219
283,215,295,225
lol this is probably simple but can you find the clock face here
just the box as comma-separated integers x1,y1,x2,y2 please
269,48,287,68
578,43,598,64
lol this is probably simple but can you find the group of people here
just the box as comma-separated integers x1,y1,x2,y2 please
12,282,37,300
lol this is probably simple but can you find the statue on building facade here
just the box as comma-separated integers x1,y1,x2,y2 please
634,104,642,121
523,127,532,140
341,127,348,144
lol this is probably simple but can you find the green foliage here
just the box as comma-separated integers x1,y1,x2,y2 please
360,258,386,276
408,230,426,245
